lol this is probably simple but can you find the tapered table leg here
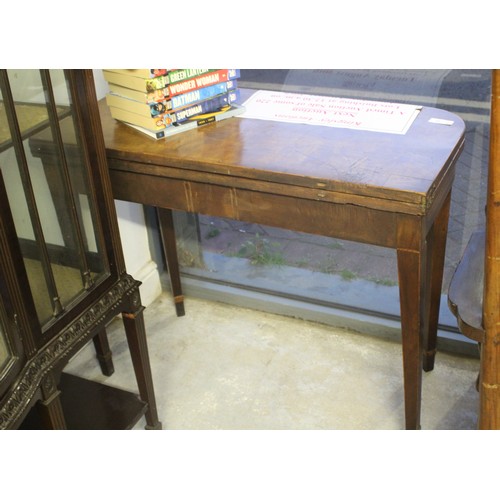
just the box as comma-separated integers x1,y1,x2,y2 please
157,207,185,317
397,244,426,430
423,192,452,372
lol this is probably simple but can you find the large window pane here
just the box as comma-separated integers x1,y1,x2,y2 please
173,69,490,329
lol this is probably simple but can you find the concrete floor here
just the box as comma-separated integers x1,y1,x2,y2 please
64,285,481,430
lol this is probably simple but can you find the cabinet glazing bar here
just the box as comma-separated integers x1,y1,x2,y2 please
39,69,94,290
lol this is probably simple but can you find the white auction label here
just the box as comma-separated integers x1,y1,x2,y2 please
240,90,422,134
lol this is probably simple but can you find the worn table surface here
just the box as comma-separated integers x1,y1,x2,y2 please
99,88,465,215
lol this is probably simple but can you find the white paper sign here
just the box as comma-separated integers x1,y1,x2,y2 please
240,90,421,134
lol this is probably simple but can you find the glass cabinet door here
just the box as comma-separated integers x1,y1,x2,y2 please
0,69,109,332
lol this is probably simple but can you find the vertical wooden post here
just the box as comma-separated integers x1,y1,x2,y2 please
37,373,67,430
479,69,500,429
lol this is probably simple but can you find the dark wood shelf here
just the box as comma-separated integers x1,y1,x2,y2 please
20,373,147,430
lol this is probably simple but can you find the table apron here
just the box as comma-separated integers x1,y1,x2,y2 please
108,158,430,215
109,167,437,251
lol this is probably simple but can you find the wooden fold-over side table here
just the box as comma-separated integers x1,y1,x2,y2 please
99,89,465,429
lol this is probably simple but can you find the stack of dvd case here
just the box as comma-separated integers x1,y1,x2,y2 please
103,69,243,139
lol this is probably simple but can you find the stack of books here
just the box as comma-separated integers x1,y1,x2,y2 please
103,69,244,139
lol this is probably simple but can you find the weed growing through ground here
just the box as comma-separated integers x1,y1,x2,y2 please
237,234,286,266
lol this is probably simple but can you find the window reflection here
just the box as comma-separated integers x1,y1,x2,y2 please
172,69,490,328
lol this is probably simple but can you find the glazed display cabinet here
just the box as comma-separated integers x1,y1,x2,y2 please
0,69,161,429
